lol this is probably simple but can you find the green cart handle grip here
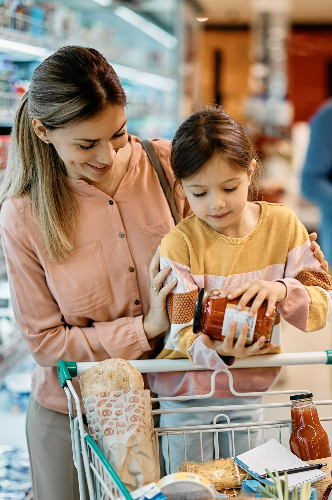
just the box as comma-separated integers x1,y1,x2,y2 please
57,361,78,388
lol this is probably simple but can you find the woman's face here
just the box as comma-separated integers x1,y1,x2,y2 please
181,153,254,236
43,104,128,185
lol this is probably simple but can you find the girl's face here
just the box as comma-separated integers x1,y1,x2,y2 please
34,104,128,186
181,154,254,236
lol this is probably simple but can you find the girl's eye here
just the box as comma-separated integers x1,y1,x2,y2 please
79,143,95,150
224,187,238,193
192,192,206,198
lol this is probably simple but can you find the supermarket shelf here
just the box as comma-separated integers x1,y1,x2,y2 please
0,329,28,387
0,9,57,55
0,91,19,127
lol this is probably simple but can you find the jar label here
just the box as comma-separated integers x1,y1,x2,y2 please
306,457,332,500
221,304,257,341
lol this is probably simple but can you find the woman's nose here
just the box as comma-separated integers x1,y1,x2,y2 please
96,142,116,166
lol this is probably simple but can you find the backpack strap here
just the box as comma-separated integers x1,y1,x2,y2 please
141,139,180,225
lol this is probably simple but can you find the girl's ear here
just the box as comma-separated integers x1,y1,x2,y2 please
248,159,256,184
32,119,51,144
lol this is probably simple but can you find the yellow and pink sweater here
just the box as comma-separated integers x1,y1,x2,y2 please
147,202,332,398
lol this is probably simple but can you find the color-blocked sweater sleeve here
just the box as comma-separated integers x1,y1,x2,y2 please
276,213,332,332
156,229,231,369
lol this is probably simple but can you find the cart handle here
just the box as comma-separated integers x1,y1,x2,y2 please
57,360,78,388
57,349,332,380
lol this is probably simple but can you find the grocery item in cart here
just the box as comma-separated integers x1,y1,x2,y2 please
131,482,168,500
290,393,332,500
193,288,276,345
177,457,247,490
80,358,160,492
322,483,332,500
157,472,217,500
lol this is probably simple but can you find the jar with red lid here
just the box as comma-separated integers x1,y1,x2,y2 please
193,288,276,345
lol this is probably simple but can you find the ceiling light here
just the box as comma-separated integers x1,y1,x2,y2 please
91,0,112,6
0,39,51,58
114,6,177,49
196,17,209,22
111,63,177,91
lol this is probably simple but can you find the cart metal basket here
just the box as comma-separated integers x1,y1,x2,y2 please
57,350,332,500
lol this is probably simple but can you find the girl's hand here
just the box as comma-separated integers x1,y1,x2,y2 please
202,321,275,358
227,280,287,318
143,246,177,339
309,232,328,272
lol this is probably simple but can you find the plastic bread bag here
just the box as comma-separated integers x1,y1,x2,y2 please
81,359,160,492
177,458,248,490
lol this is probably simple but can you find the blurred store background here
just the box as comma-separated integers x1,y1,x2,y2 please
0,0,332,497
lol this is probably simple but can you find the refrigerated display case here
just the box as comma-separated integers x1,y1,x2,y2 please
0,0,203,139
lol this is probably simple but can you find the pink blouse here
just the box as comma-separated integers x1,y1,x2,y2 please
0,136,190,413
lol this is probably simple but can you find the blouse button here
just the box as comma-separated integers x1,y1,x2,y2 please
109,200,114,205
129,267,135,273
134,300,140,305
119,232,125,238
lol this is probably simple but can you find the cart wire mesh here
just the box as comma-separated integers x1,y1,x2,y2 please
57,350,332,500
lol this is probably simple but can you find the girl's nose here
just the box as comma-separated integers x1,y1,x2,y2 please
209,193,226,210
96,142,116,166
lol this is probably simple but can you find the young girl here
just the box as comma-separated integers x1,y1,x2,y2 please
147,106,332,471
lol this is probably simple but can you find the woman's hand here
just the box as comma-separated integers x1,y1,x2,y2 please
143,246,177,339
227,280,287,318
202,322,275,358
309,232,328,272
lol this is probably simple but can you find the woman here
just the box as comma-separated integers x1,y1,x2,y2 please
0,46,189,500
0,46,326,500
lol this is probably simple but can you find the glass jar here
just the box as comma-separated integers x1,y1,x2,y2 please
193,288,275,345
290,393,332,500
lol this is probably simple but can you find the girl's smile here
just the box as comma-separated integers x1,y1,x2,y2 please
210,211,231,219
181,153,258,237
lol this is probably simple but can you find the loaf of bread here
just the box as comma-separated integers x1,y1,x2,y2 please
80,358,144,398
178,458,247,490
80,358,159,491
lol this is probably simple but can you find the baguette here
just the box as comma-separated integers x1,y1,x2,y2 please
80,358,144,397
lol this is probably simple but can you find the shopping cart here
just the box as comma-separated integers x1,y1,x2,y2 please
57,350,332,500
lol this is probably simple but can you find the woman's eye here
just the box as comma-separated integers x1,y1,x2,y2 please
192,192,206,198
113,130,126,139
79,144,95,150
224,187,237,193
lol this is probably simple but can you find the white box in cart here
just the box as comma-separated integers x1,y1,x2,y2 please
131,482,167,500
157,472,217,500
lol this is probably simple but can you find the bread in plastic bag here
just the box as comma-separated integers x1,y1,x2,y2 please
177,458,247,490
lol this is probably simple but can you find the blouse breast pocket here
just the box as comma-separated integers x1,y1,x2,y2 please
143,218,175,255
46,240,112,317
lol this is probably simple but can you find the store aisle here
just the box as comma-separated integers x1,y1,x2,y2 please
0,351,35,450
0,388,27,449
